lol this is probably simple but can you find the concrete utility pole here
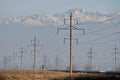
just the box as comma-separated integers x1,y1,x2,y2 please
28,37,40,71
18,46,25,70
57,12,84,79
114,46,117,71
34,37,36,71
69,13,73,77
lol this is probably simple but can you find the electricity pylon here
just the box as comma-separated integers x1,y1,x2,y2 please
12,52,17,70
18,46,25,70
54,55,60,70
88,47,93,71
3,56,8,70
43,53,47,70
57,12,84,79
113,45,120,71
9,56,12,69
28,37,40,71
60,57,63,70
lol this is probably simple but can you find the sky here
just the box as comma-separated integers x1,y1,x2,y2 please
0,0,120,70
0,0,120,19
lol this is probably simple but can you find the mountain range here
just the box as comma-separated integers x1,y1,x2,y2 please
0,8,120,26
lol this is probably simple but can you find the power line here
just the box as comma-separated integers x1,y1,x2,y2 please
85,22,120,35
85,37,120,45
78,31,120,44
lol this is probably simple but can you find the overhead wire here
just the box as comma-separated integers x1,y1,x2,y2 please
71,22,120,37
42,26,70,46
78,31,120,44
85,22,120,35
83,37,120,45
38,21,120,54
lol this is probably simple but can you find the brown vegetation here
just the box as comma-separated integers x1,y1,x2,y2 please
0,70,69,80
0,70,120,80
53,73,120,80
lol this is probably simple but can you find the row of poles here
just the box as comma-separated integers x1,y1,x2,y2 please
7,37,39,70
2,12,120,79
6,38,62,71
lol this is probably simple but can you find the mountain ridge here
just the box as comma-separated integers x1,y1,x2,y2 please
0,8,120,26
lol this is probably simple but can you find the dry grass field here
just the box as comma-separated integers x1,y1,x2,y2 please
0,70,69,80
0,70,120,80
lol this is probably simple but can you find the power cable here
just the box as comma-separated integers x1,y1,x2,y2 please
84,38,120,45
85,22,120,35
79,32,120,44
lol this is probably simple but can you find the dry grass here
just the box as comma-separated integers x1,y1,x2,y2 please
53,73,120,80
0,70,69,80
0,70,120,80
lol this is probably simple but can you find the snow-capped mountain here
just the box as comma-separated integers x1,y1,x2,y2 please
0,8,120,26
64,8,108,22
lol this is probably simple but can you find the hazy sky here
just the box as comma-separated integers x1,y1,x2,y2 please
0,0,120,18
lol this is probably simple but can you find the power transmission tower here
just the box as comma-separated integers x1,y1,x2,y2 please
113,45,119,71
54,55,60,71
3,56,8,70
8,56,11,69
43,53,47,70
57,12,84,79
60,57,63,70
12,52,17,70
88,47,93,71
18,46,25,70
28,37,40,71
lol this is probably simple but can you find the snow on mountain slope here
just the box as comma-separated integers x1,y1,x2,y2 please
64,8,108,22
0,9,119,26
22,18,43,26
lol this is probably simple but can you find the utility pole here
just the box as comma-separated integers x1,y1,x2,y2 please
57,12,84,79
28,37,40,71
18,46,25,70
69,13,73,77
114,46,117,71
